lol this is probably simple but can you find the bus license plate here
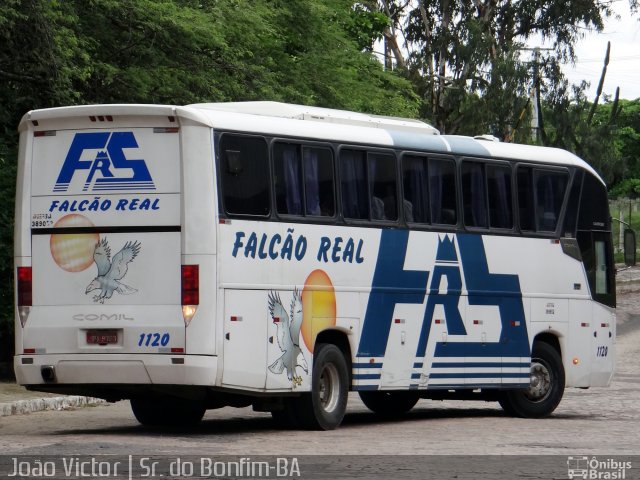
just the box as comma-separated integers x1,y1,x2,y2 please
86,330,118,345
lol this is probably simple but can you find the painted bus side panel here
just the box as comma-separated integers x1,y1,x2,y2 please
217,220,593,392
590,302,616,386
180,123,219,356
567,300,594,387
222,290,269,390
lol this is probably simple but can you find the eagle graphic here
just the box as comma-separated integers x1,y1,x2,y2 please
85,238,141,303
268,289,309,386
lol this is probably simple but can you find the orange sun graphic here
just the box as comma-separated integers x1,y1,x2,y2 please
49,214,99,272
301,269,337,353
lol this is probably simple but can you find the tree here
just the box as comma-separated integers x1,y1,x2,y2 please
0,0,420,375
375,0,627,137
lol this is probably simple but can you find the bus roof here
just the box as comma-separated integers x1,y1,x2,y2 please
19,101,603,184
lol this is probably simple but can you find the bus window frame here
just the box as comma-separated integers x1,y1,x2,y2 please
515,163,571,238
400,151,459,231
216,132,272,219
337,144,401,227
459,157,516,234
270,137,338,223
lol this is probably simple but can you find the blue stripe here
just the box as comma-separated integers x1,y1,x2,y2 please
353,385,379,391
432,362,530,369
413,362,424,368
92,186,156,190
411,373,421,379
430,372,530,379
353,363,383,369
428,383,529,390
353,374,382,380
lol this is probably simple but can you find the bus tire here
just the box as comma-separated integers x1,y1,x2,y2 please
294,343,348,430
358,391,419,416
130,396,206,427
499,341,565,418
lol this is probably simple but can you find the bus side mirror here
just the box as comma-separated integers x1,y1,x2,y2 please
624,228,636,266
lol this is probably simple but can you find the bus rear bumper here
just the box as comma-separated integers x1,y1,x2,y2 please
14,354,219,387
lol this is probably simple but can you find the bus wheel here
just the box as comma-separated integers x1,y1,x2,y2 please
294,343,348,430
499,341,565,418
130,396,206,427
358,391,419,416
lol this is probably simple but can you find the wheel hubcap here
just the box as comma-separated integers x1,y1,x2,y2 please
319,363,340,413
525,359,552,402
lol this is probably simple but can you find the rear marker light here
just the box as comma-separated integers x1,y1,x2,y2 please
24,348,36,354
17,267,32,327
182,305,197,326
89,115,114,122
573,358,580,365
181,265,199,326
171,348,184,353
33,130,56,137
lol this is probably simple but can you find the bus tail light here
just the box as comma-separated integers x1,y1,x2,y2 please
17,267,32,327
181,265,199,326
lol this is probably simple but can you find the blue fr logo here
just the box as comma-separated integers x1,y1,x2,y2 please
55,132,155,192
357,230,530,359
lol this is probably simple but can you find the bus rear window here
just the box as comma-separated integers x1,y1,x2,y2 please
219,134,270,216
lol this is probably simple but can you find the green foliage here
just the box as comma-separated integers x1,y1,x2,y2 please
0,0,419,374
385,0,613,134
611,179,640,198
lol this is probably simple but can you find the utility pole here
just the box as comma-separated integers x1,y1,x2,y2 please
519,47,553,142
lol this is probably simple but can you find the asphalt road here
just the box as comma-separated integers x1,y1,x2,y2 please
1,289,639,479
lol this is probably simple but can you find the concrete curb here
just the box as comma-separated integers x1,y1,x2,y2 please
0,396,106,417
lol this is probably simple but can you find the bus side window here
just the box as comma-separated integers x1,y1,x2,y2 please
534,170,568,232
340,149,369,220
274,143,303,215
462,161,488,228
487,164,513,229
430,158,457,225
369,152,398,221
303,146,335,217
220,134,270,216
517,166,535,231
402,155,429,223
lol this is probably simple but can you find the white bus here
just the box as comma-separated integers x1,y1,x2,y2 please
14,102,616,430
